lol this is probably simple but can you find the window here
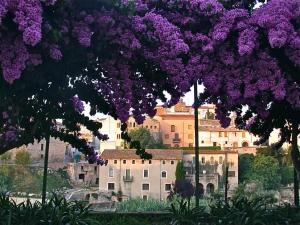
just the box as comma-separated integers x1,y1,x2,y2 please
142,195,148,200
79,174,85,180
81,166,84,171
123,160,126,164
94,166,97,174
125,169,131,178
95,178,99,185
143,169,149,178
201,157,205,164
201,140,204,144
225,141,228,144
219,156,223,164
242,132,246,138
219,132,223,137
142,183,150,191
162,160,166,164
114,160,117,164
108,183,115,190
142,160,145,164
188,125,192,130
41,144,44,151
150,126,152,129
132,160,135,164
228,171,236,177
117,122,121,128
224,132,228,137
213,142,217,147
149,160,152,164
133,122,136,127
154,126,157,129
109,167,114,177
171,125,175,132
189,143,193,147
146,125,148,129
165,134,169,139
188,134,193,139
161,171,167,178
210,157,214,165
234,132,237,137
174,133,179,139
165,184,172,191
117,134,121,139
171,160,174,165
41,154,44,159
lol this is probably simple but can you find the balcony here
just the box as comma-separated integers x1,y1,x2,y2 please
172,138,181,143
123,176,133,182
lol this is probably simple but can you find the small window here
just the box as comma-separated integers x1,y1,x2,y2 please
224,132,228,137
143,169,149,178
213,142,217,147
149,160,152,164
228,171,236,177
201,157,205,164
108,183,115,190
81,166,84,171
109,167,114,177
117,123,121,128
132,160,135,164
117,134,121,139
79,174,85,180
188,125,192,130
154,126,157,129
133,122,136,127
188,134,193,139
41,154,44,159
225,141,228,144
171,160,174,165
171,125,175,132
142,183,150,191
219,132,222,137
123,160,126,164
114,160,118,164
189,143,193,147
94,166,97,174
162,160,166,164
142,160,144,164
95,178,99,185
150,126,153,129
201,140,204,144
161,171,167,178
165,184,172,191
165,134,169,139
125,169,131,178
142,195,148,200
242,132,246,138
146,125,148,129
41,144,44,151
234,132,237,137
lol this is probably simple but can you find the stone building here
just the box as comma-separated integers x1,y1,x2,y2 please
98,149,239,200
67,162,99,187
99,149,181,201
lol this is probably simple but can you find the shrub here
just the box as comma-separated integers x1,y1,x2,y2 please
116,198,170,212
0,194,99,225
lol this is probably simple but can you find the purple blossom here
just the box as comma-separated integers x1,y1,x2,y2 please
49,44,62,60
71,96,85,114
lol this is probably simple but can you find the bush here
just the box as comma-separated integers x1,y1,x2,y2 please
116,198,170,212
0,194,99,225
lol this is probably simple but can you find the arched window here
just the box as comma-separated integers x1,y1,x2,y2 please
161,171,167,178
206,183,215,195
242,142,249,147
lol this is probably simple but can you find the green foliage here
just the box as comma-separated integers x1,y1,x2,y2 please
248,155,281,190
0,152,12,162
256,146,284,166
170,197,300,225
280,166,294,186
0,194,99,225
169,146,221,151
175,161,185,181
238,154,255,183
128,128,164,149
116,198,170,212
15,150,31,166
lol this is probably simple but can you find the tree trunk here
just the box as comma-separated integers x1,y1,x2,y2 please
42,135,50,204
194,81,200,208
291,123,300,206
225,165,229,204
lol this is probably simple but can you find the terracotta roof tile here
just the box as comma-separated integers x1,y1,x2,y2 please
101,149,183,160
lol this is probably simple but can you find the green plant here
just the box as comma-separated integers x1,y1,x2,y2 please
116,198,170,212
0,194,99,225
175,161,185,181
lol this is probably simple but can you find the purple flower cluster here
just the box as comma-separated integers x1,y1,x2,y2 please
71,96,84,114
86,151,108,166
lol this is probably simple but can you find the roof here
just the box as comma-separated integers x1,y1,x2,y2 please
199,126,242,132
101,149,183,160
183,150,238,155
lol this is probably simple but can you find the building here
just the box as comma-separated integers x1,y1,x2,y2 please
67,162,99,187
99,149,181,200
183,150,239,195
98,100,259,150
98,149,239,200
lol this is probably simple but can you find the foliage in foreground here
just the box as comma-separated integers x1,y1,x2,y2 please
170,197,300,225
116,198,170,212
0,194,99,225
